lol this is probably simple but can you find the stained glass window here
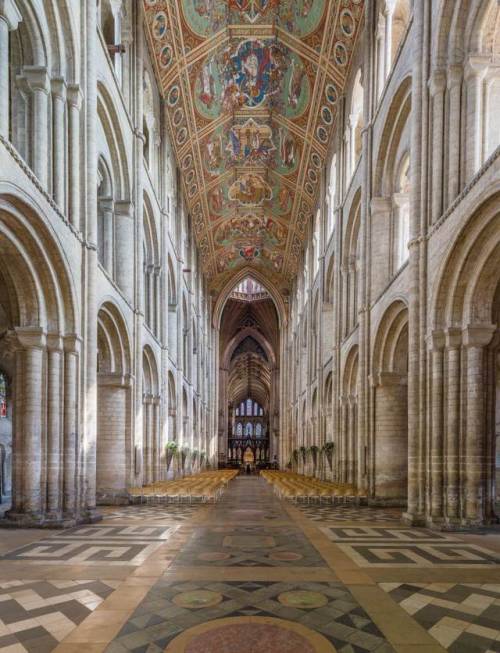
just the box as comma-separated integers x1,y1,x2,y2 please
255,423,262,437
236,422,243,436
246,398,252,415
245,422,253,436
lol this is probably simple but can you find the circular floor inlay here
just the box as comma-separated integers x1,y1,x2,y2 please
269,551,303,561
197,551,231,561
165,616,336,653
278,590,329,609
172,590,223,609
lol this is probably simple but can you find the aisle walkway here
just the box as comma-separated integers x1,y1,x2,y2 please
0,477,500,652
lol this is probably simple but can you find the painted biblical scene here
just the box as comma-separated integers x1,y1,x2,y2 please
202,121,300,178
194,40,309,119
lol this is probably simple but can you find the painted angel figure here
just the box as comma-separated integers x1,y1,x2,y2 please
288,59,304,109
199,60,216,109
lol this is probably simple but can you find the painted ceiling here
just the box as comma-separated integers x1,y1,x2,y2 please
144,0,364,291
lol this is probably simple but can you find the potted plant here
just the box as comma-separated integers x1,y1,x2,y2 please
165,441,178,472
180,446,190,472
299,445,307,465
310,445,320,469
323,441,335,470
292,449,299,465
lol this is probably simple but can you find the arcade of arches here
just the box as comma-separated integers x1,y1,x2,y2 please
0,1,499,652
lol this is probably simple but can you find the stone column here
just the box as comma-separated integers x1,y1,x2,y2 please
429,70,446,223
429,331,444,522
114,199,135,299
15,328,46,518
0,0,21,138
98,198,114,272
51,78,66,209
46,335,63,520
375,15,385,100
463,326,495,524
67,84,82,230
24,66,50,188
447,66,463,204
404,0,426,525
63,336,79,519
464,58,487,183
445,328,461,523
83,0,98,518
383,1,394,79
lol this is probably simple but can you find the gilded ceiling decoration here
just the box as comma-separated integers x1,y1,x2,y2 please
144,0,364,290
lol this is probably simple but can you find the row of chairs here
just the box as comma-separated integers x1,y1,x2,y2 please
261,470,367,504
128,470,238,504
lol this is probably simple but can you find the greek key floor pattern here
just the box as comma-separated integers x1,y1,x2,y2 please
0,477,500,652
381,582,500,651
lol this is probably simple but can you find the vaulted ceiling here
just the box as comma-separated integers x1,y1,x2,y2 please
144,0,364,291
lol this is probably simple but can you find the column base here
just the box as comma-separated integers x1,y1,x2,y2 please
0,508,103,529
401,510,427,526
96,491,130,505
368,497,407,508
425,515,446,530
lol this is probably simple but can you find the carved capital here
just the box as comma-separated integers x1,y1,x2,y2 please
15,326,46,350
0,0,21,30
462,324,496,348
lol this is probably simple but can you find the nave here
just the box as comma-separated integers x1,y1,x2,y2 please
0,476,500,652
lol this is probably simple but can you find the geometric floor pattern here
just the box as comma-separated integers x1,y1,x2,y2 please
297,504,402,523
1,477,500,652
0,579,117,652
0,525,178,566
101,504,202,522
172,524,327,568
320,526,500,567
106,579,393,653
380,582,500,652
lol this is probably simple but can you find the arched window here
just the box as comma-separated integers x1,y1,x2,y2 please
0,373,7,418
99,0,124,84
254,402,258,416
259,407,263,416
236,422,243,436
235,407,240,417
245,423,253,437
313,209,320,278
255,423,262,437
393,154,410,270
246,398,252,415
97,158,114,275
240,401,245,416
347,70,363,181
328,154,337,239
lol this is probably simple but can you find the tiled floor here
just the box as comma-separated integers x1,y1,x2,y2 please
0,478,499,652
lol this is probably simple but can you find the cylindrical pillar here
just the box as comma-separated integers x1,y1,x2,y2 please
25,67,50,188
16,328,46,516
464,60,486,183
464,326,494,523
67,85,82,230
51,79,66,209
0,1,21,138
63,336,79,518
445,329,461,521
447,66,463,204
430,334,444,520
46,337,63,518
429,70,446,223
